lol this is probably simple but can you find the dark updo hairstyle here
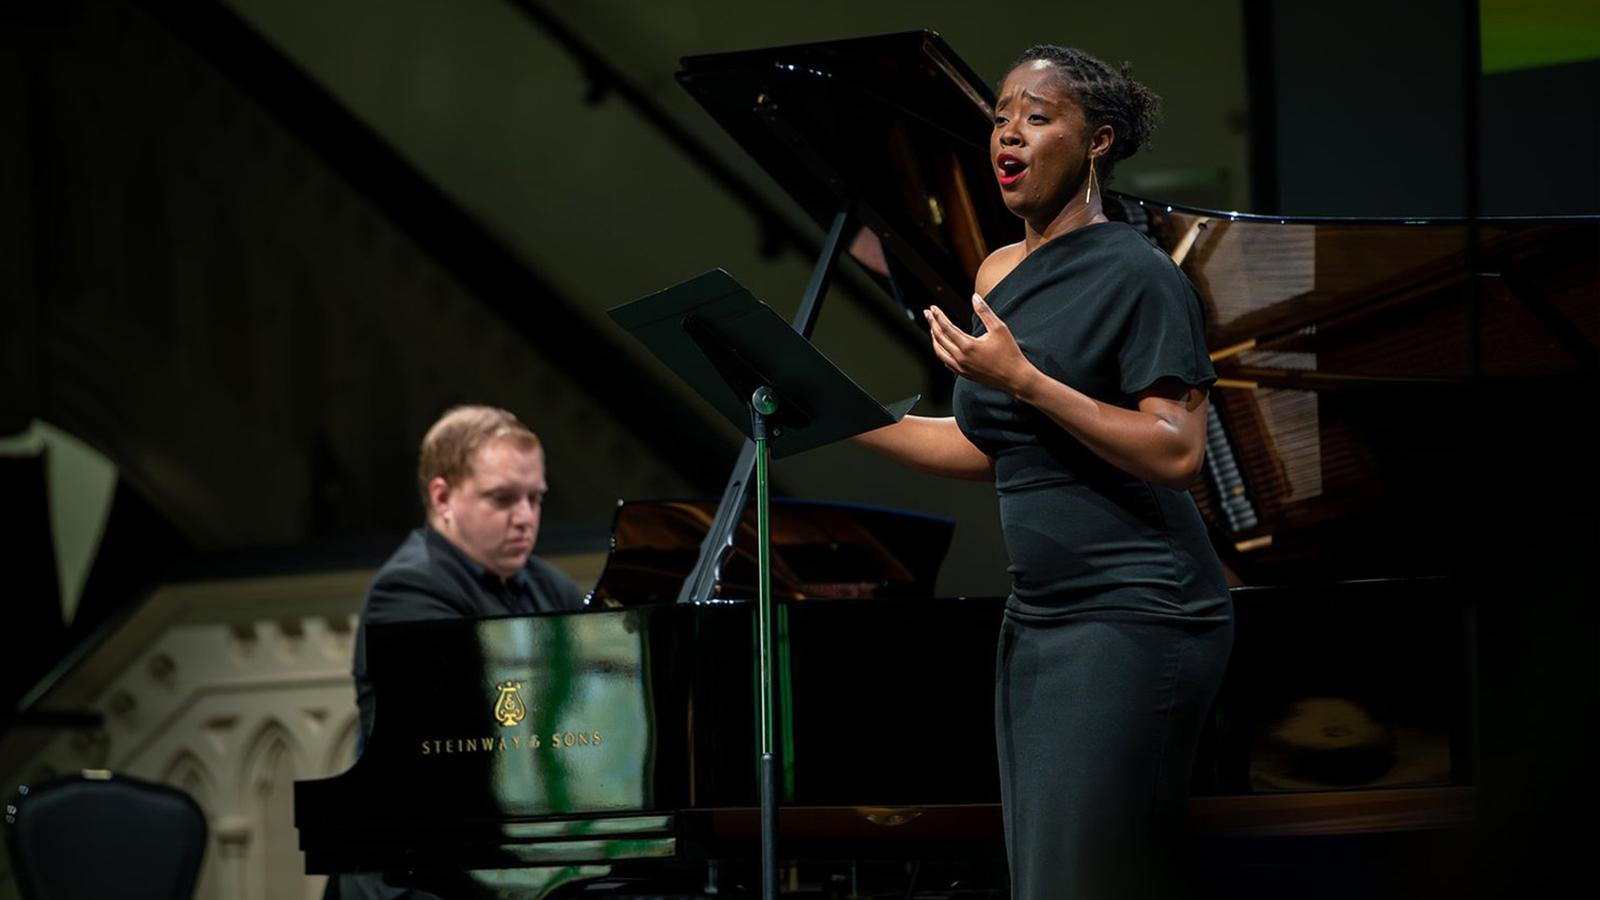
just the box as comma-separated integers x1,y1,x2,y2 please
1004,45,1161,185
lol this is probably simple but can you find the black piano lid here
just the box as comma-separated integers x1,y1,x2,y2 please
677,31,1021,321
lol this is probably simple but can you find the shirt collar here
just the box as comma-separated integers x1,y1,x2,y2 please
423,524,535,596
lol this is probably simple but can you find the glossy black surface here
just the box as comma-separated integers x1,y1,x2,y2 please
294,593,1005,876
296,578,1481,886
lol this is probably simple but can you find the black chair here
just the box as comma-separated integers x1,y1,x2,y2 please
5,771,207,900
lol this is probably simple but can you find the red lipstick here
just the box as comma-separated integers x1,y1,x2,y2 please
996,152,1027,187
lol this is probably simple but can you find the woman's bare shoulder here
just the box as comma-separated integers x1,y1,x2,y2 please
974,241,1026,297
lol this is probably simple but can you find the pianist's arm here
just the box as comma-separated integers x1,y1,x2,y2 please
353,567,470,741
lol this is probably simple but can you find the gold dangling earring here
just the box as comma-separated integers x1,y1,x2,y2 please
1086,154,1097,205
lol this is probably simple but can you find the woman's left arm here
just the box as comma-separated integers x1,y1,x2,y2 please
925,294,1208,490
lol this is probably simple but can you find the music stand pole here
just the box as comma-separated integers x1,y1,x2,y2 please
750,385,779,900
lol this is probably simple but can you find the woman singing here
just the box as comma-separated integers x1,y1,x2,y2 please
856,45,1233,898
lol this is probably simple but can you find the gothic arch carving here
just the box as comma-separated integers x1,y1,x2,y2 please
162,748,217,809
324,712,360,775
238,718,305,810
239,720,304,900
162,751,222,900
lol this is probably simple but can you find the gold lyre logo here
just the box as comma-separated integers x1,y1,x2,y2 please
492,681,527,727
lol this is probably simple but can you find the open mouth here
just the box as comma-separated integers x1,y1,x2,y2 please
996,154,1028,187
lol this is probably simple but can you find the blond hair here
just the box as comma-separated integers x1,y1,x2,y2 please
417,406,540,511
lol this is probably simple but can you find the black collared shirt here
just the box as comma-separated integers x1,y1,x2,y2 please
351,525,585,741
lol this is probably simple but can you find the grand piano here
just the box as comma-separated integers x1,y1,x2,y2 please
295,32,1599,899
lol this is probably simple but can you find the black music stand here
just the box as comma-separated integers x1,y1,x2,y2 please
610,268,916,900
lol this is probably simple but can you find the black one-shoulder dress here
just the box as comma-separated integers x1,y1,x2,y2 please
952,222,1233,899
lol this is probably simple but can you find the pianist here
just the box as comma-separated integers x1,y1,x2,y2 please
857,46,1232,898
337,405,584,900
